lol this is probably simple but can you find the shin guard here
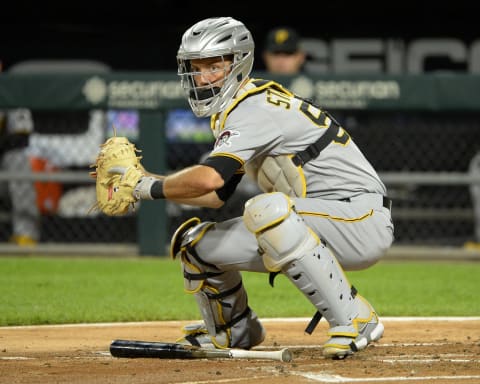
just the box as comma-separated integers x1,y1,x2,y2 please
173,218,265,349
283,243,359,331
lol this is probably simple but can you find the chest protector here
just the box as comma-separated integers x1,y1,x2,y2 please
245,154,306,198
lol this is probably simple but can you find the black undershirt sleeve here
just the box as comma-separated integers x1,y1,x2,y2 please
201,156,244,202
215,173,243,201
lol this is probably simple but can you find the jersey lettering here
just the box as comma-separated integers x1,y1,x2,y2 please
299,100,351,145
266,88,291,109
299,101,329,128
334,127,351,146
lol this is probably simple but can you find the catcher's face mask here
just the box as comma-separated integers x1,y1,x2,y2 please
181,56,233,111
177,17,254,117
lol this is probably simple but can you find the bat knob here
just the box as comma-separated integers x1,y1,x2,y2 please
281,348,293,362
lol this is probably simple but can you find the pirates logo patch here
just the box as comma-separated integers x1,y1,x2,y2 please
215,130,240,148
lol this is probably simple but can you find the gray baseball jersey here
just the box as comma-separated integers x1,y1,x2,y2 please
200,79,394,271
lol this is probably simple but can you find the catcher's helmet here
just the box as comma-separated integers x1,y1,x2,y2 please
177,17,254,117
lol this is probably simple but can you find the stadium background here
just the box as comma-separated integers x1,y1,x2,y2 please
1,2,478,73
1,1,479,256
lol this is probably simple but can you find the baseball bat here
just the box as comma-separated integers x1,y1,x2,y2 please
110,339,293,362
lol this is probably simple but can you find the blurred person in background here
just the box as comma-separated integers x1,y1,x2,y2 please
0,59,110,245
0,108,40,246
262,26,306,74
10,60,110,221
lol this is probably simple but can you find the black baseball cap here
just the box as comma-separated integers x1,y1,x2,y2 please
264,27,300,54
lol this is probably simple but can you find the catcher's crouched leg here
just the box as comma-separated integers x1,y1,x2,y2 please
170,218,265,350
243,192,383,359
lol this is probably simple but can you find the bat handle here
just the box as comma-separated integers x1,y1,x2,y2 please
229,348,293,362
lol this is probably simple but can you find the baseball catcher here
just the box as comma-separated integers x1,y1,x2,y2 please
96,17,394,359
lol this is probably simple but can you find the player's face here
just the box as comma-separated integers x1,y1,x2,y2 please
189,56,233,88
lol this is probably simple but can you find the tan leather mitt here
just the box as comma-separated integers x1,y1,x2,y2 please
90,136,144,216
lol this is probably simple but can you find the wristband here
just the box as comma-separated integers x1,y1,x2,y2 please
150,179,166,199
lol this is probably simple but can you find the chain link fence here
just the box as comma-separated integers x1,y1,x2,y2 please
2,106,478,249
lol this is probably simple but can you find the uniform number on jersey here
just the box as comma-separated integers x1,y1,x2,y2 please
266,88,291,109
300,101,351,146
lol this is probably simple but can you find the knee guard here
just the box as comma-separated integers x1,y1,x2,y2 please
170,217,264,349
243,192,319,271
243,192,360,333
170,217,207,259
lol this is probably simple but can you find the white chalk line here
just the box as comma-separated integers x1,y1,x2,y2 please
264,316,480,322
182,376,281,384
294,373,480,382
0,356,34,360
379,342,451,347
1,316,479,330
269,341,458,349
182,373,480,384
381,358,479,363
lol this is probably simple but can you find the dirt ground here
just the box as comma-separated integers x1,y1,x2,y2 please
1,318,479,384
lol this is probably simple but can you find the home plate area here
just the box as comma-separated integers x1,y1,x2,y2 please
1,317,479,383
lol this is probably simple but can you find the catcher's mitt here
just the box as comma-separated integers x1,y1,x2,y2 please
89,135,144,216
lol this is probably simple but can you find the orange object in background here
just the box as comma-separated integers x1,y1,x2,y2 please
29,157,63,214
